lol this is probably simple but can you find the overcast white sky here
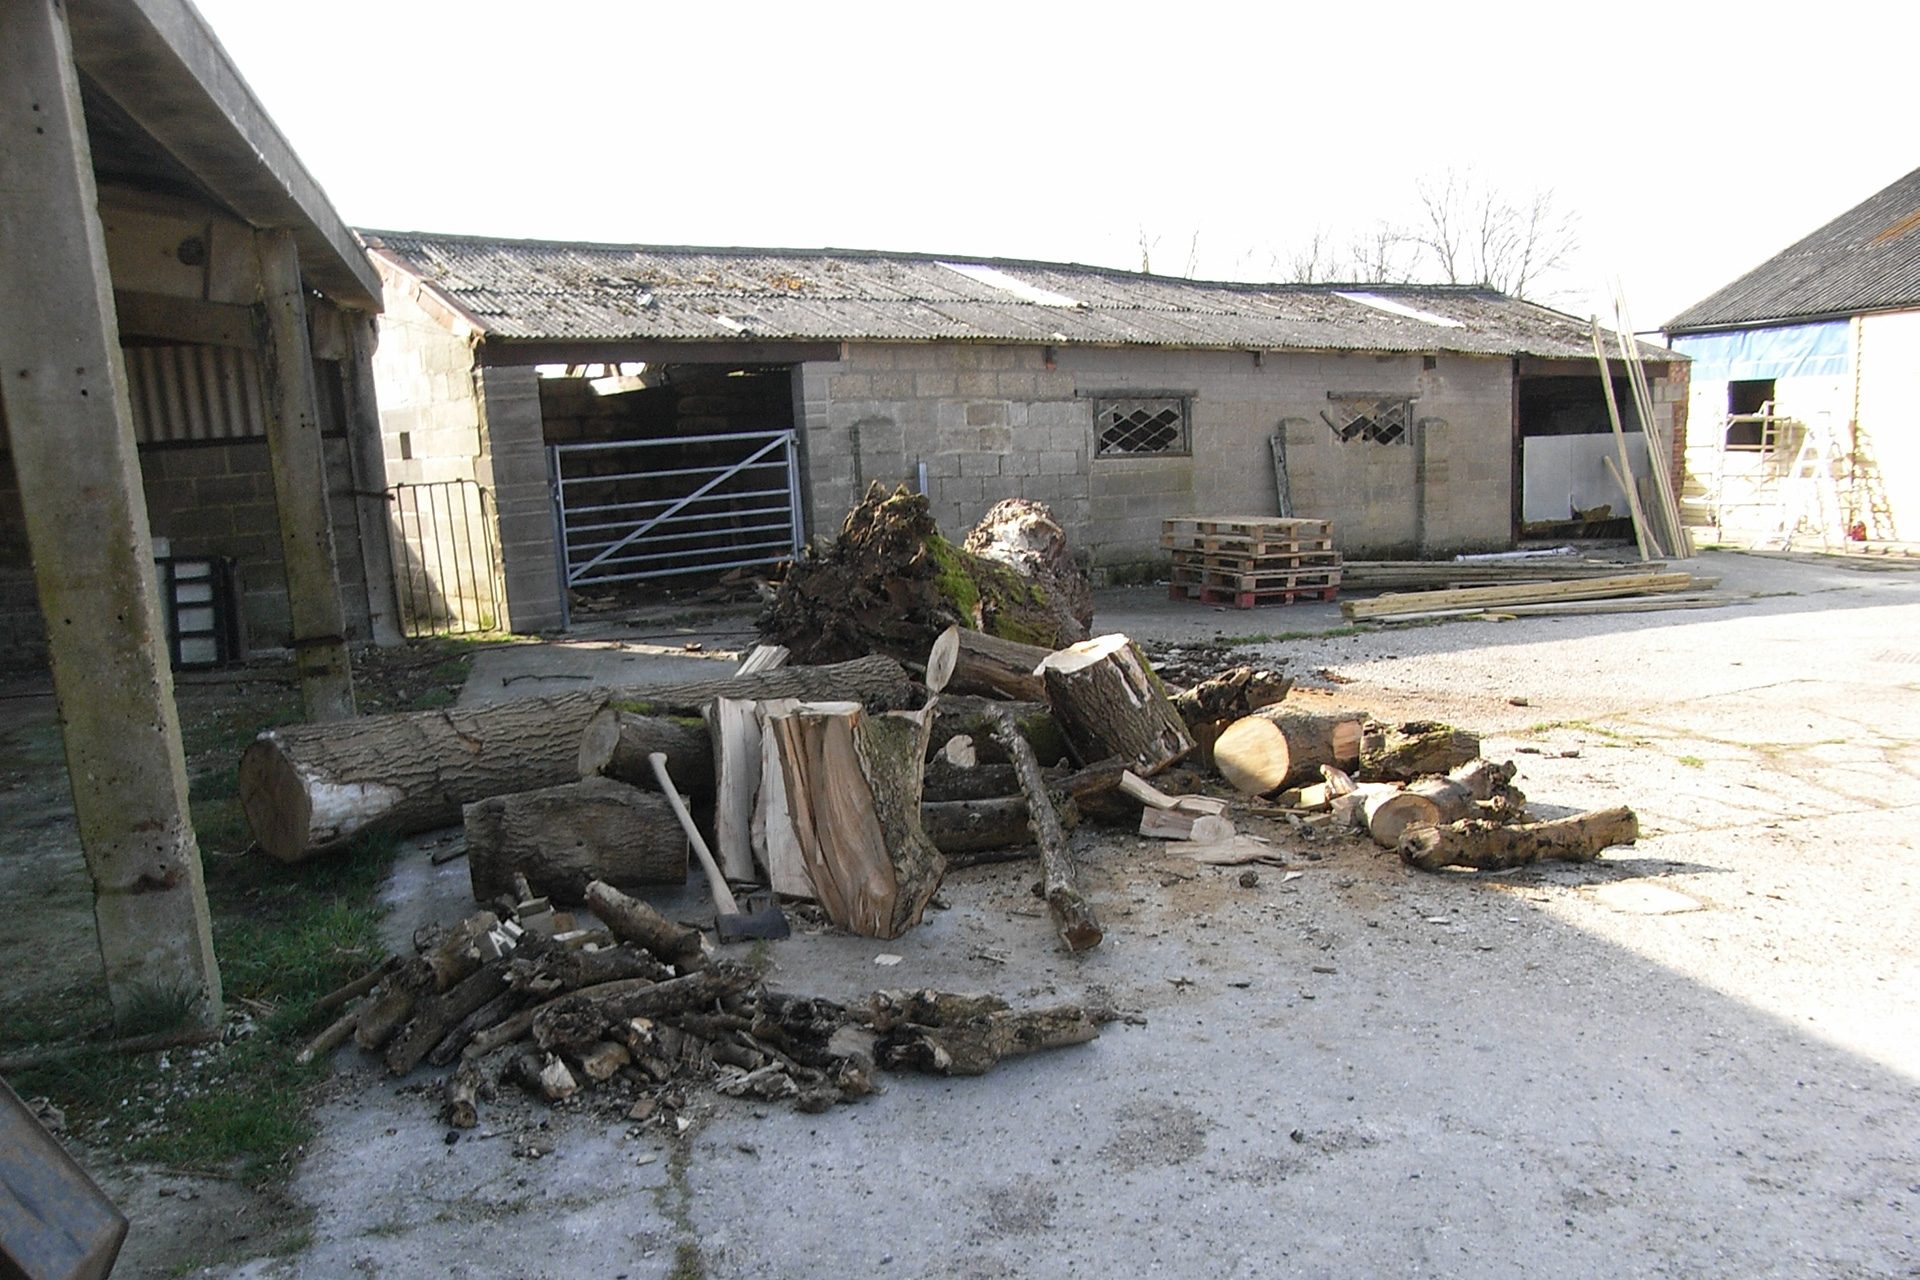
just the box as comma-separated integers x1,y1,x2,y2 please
190,0,1911,330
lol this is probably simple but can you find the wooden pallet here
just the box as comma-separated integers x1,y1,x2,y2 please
1171,547,1342,573
1169,581,1340,608
1171,561,1342,592
1162,516,1335,556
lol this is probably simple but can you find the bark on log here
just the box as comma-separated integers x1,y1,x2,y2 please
1403,760,1524,825
960,498,1094,637
1358,720,1483,782
443,1062,483,1129
876,1005,1104,1076
758,484,1089,663
1213,708,1367,795
584,880,705,971
426,988,521,1068
765,702,945,939
1171,667,1293,728
918,794,1081,857
1399,806,1639,871
1036,635,1194,776
464,777,687,905
576,709,714,794
929,697,1071,768
241,658,913,863
923,761,1021,802
989,710,1102,951
385,961,509,1076
507,940,672,996
947,629,1053,702
531,964,758,1053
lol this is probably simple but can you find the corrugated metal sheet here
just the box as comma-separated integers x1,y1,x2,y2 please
1665,166,1920,332
125,344,266,443
361,231,1675,363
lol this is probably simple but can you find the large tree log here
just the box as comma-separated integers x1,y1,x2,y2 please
1399,806,1639,871
1353,783,1443,848
947,628,1053,701
765,701,945,939
873,1002,1104,1076
920,794,1079,857
242,657,913,863
989,710,1102,951
576,709,715,794
1213,708,1366,795
960,498,1094,637
1036,635,1194,776
464,777,686,905
758,484,1089,663
1358,720,1483,782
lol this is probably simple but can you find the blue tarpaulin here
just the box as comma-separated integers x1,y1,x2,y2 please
1671,321,1851,382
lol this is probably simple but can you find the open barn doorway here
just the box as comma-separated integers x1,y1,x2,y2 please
1515,373,1644,540
540,363,803,626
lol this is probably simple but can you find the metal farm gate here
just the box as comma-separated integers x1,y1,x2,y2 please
386,480,506,637
548,429,803,626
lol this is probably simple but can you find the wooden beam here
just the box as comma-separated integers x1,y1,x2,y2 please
111,289,257,348
1339,572,1702,621
477,339,844,368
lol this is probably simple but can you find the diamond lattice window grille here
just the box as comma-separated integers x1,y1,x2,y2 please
1096,398,1189,456
1321,395,1415,445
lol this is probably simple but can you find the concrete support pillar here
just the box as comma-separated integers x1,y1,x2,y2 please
342,314,404,646
0,0,221,1028
256,228,356,720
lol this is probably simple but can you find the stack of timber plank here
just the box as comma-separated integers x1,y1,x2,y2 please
1340,570,1719,622
1339,558,1664,592
1163,517,1342,608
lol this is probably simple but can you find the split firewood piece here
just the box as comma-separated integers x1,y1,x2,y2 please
584,880,706,972
509,1052,580,1103
939,735,977,768
874,1003,1106,1076
1036,635,1194,776
926,625,962,696
1139,807,1235,843
947,629,1053,701
1358,720,1483,782
1213,708,1367,795
766,700,944,940
443,1062,485,1129
1282,764,1358,811
707,697,765,883
351,985,418,1052
734,644,790,676
988,709,1102,952
426,988,521,1068
752,698,810,900
571,1040,633,1083
353,910,501,1050
507,940,672,996
1182,835,1289,866
1052,757,1133,823
464,777,688,905
295,1002,364,1065
386,961,511,1076
929,696,1071,768
1354,783,1443,848
1170,666,1293,728
1116,769,1230,817
576,708,716,795
1399,805,1639,871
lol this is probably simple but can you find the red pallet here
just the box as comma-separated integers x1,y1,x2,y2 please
1168,582,1341,608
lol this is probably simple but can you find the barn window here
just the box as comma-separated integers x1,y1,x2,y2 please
1322,392,1416,445
1095,396,1190,456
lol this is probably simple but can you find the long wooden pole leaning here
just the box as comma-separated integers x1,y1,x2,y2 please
988,709,1102,952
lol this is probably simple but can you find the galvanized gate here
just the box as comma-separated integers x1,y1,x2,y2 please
549,429,803,623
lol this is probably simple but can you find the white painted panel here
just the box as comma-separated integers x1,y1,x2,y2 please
1522,433,1650,523
1858,309,1920,540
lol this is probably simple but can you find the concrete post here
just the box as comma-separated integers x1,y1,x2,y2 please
256,227,357,720
0,0,221,1028
342,314,404,646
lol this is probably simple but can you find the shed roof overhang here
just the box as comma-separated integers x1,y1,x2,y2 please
64,0,381,311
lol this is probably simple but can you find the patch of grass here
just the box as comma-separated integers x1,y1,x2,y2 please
1676,755,1705,768
116,981,207,1038
1216,624,1368,645
669,1241,706,1280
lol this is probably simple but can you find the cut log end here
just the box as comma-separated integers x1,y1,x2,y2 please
238,737,316,863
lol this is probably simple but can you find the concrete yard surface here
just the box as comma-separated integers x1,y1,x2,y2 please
53,551,1920,1276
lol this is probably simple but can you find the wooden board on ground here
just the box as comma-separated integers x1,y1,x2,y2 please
1340,572,1701,621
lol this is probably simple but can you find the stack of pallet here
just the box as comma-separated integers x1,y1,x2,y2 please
1162,517,1342,608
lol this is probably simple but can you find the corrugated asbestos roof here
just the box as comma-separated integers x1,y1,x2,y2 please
1665,166,1920,333
360,230,1675,362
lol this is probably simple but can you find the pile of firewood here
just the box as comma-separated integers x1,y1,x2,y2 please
299,881,1112,1130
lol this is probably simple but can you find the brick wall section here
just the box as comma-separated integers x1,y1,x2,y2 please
793,342,1518,571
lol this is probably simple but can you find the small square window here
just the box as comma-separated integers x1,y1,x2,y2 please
1726,379,1775,451
1095,397,1190,456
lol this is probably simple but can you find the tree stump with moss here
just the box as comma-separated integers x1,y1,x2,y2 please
758,484,1090,663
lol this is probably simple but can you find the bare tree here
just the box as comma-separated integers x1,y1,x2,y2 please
1346,224,1416,285
1410,170,1578,300
1284,228,1339,284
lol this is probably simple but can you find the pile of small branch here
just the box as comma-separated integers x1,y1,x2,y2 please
308,884,1113,1130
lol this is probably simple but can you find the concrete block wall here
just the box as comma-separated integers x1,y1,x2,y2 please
478,365,563,633
0,433,368,665
793,342,1519,572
